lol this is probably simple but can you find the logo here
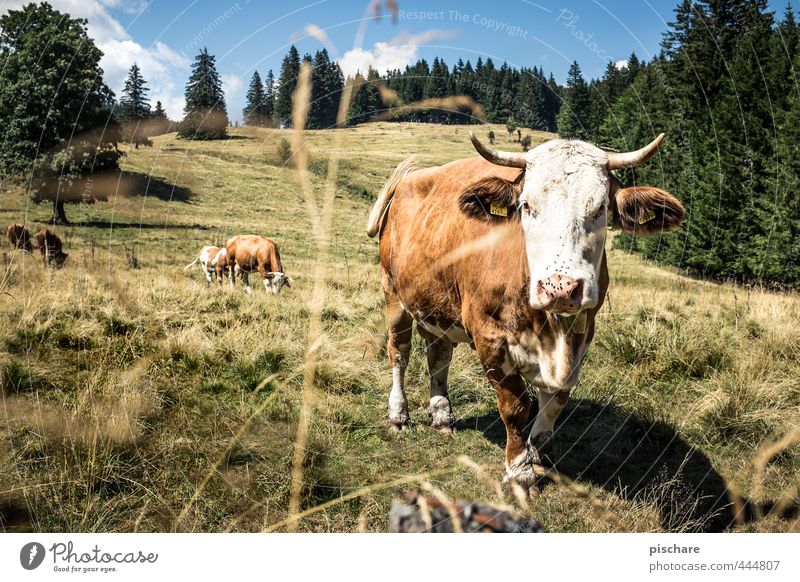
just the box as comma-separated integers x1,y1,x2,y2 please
20,542,46,570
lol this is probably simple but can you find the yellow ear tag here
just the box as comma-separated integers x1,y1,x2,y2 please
638,209,657,224
490,203,508,217
573,312,587,334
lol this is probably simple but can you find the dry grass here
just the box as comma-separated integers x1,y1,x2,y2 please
0,122,797,532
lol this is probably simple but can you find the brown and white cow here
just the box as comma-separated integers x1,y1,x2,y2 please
6,223,33,253
185,245,228,286
35,228,68,268
225,234,292,294
367,132,685,487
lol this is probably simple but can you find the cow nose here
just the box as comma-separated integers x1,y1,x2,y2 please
536,275,584,313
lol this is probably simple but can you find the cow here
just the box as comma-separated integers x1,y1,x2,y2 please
225,234,292,294
367,132,685,487
35,228,68,268
185,245,228,286
6,223,33,253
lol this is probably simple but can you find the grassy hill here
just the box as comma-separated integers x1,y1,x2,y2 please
0,122,797,532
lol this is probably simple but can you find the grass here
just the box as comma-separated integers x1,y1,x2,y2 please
0,122,798,532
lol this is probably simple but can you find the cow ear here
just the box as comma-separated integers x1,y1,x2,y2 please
265,273,275,280
458,172,524,222
611,185,685,234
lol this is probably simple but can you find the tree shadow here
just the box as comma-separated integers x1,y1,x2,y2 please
73,221,210,230
117,171,193,203
457,399,797,532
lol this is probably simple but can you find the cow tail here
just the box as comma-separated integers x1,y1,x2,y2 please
366,156,416,238
184,256,200,270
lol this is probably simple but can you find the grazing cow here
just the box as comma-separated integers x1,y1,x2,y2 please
6,223,33,253
35,228,68,268
225,234,292,294
185,245,228,286
367,132,685,487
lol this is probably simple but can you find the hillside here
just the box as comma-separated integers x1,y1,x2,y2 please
0,123,798,532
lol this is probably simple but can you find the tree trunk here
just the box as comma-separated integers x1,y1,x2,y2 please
51,200,69,225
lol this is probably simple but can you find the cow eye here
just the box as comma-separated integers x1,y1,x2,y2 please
518,200,534,216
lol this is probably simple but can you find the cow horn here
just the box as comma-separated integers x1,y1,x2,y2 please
469,131,527,168
606,133,665,170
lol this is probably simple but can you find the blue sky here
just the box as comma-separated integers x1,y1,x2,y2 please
1,0,795,122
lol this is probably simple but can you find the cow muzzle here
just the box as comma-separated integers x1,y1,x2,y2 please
535,274,587,314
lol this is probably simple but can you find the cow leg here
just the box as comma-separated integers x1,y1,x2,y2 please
385,293,413,431
477,341,538,488
528,389,570,462
239,269,252,293
204,267,213,286
417,326,456,433
228,263,236,288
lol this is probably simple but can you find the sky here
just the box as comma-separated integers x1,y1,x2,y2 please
0,0,796,123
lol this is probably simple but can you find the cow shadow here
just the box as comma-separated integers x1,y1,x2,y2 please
457,399,796,532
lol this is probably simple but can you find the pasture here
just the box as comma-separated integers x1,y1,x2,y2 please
0,122,798,532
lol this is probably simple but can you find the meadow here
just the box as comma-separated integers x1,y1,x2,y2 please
0,122,798,532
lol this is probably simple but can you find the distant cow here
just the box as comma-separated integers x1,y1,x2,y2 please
35,228,68,268
6,223,33,253
225,234,291,294
185,245,228,286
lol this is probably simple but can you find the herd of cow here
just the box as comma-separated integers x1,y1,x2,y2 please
6,223,68,267
5,131,686,487
185,234,292,294
6,223,291,295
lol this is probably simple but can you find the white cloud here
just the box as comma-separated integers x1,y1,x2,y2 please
615,59,628,70
221,74,244,101
0,0,189,119
338,29,456,78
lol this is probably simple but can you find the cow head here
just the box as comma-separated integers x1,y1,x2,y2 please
49,251,68,268
464,132,685,315
263,272,292,294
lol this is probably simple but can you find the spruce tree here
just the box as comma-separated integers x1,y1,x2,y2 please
152,101,167,119
274,46,300,127
556,61,590,139
119,63,151,148
178,48,228,140
347,68,381,126
263,69,275,125
308,49,344,129
243,71,266,127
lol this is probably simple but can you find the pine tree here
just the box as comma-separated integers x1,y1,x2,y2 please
152,101,167,119
274,46,300,127
119,63,151,148
556,61,590,139
263,69,275,125
0,2,121,224
423,57,450,123
308,49,344,129
119,64,150,121
243,71,267,127
178,48,228,140
347,68,381,126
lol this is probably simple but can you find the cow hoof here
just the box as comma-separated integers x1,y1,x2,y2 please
388,417,409,431
530,431,554,465
503,445,542,490
502,469,538,492
429,397,455,433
